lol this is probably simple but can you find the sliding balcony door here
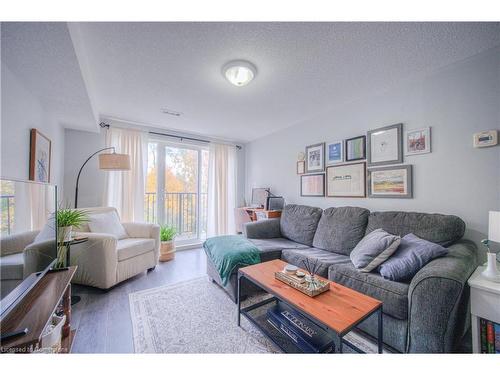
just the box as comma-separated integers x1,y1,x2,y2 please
145,140,209,244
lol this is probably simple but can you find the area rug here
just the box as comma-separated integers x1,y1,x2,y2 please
129,276,388,353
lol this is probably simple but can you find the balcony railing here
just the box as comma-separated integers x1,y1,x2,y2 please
144,192,207,240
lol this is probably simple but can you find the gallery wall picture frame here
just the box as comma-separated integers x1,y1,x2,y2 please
367,123,403,167
326,140,344,165
300,173,325,197
29,128,52,183
345,135,366,162
297,161,305,174
305,142,325,173
326,162,366,198
405,127,431,155
367,164,413,199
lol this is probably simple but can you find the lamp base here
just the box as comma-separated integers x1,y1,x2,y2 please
482,253,500,283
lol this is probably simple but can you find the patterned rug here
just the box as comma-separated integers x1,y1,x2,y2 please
129,276,387,353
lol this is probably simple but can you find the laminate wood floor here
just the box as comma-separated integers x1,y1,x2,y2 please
71,248,207,353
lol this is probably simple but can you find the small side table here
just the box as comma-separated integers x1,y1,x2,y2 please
468,265,500,353
58,237,88,305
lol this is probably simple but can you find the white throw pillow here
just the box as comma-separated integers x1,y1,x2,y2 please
88,211,128,240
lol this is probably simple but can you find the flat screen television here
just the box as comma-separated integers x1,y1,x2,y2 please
0,178,57,319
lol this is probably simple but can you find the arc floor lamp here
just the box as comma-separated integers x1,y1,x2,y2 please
74,147,131,208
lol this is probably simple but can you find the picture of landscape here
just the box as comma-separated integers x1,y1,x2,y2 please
368,165,412,198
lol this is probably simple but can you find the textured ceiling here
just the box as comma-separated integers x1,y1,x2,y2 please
1,22,98,131
2,22,500,142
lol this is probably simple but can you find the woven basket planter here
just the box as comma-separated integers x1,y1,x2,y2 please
159,240,175,262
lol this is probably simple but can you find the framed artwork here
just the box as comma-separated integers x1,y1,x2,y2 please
300,173,325,197
305,143,325,173
326,140,344,165
367,165,413,199
297,161,305,174
405,127,431,155
367,123,403,167
327,162,366,198
345,135,366,161
29,129,51,183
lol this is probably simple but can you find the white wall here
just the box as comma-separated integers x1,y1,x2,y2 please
1,63,65,190
246,47,500,250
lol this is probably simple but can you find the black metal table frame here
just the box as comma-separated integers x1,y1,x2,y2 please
237,272,383,354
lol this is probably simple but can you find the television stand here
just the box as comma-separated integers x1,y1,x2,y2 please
0,266,77,353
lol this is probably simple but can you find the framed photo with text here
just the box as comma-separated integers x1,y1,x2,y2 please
300,173,325,197
327,162,366,198
367,123,403,167
367,165,413,199
345,135,366,162
305,143,325,173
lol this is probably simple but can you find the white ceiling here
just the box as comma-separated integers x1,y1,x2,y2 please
3,22,500,142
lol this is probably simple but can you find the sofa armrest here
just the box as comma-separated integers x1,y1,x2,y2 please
407,240,477,353
122,222,160,261
70,232,119,289
243,218,281,239
1,230,39,257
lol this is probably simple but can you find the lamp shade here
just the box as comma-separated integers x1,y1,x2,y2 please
98,153,131,171
489,211,500,243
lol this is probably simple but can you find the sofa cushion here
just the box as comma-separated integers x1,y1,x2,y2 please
280,204,323,246
313,206,370,255
281,248,350,277
0,252,24,280
378,233,448,281
249,238,310,262
328,262,409,320
365,211,465,247
117,238,155,261
350,229,401,272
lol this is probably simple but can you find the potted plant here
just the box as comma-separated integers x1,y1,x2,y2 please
55,208,89,268
159,225,177,262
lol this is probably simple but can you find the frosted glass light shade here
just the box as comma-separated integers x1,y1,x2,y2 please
222,60,257,87
489,211,500,243
99,153,131,171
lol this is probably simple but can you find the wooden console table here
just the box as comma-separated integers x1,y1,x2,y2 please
0,266,77,353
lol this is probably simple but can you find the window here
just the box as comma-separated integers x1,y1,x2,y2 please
145,139,209,244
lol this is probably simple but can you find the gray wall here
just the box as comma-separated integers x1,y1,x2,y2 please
246,47,500,252
1,63,65,190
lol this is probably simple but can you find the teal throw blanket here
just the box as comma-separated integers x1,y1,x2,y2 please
203,235,261,286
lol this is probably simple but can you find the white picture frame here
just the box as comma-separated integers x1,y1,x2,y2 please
326,140,344,165
405,127,431,155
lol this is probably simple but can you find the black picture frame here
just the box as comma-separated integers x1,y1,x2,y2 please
300,173,325,197
305,142,325,173
345,135,366,162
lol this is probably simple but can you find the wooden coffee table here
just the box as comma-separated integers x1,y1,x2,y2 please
237,259,383,353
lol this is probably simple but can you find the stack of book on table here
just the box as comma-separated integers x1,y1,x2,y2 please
267,302,335,353
480,318,500,353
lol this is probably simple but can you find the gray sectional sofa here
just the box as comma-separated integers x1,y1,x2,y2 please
206,204,478,353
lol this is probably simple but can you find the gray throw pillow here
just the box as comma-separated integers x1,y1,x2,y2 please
350,229,401,272
378,233,448,281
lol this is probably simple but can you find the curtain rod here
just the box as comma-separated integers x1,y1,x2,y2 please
100,122,242,150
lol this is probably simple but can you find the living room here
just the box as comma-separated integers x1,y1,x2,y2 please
1,1,499,373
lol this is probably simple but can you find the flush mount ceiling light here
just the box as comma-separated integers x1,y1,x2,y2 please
222,60,257,87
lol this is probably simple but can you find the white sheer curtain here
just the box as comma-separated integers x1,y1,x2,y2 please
103,127,147,222
207,143,237,237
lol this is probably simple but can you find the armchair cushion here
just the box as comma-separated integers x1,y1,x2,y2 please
88,211,128,239
117,238,155,261
0,253,24,280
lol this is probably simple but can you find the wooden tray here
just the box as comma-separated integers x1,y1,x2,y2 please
275,271,330,297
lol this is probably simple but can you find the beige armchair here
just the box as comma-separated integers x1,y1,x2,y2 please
72,207,160,289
